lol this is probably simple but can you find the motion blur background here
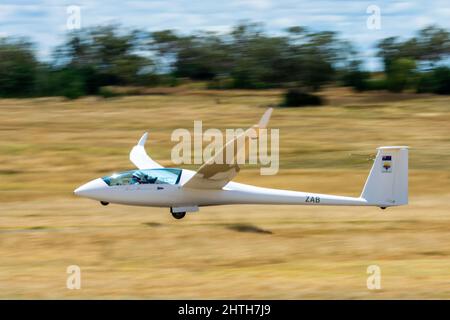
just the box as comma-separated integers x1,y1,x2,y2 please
1,1,450,298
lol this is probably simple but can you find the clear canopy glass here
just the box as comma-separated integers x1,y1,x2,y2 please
102,168,182,186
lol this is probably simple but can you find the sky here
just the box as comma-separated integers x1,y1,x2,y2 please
0,0,449,70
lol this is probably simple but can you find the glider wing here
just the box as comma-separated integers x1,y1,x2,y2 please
182,108,273,189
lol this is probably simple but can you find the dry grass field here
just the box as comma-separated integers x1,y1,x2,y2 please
1,87,450,299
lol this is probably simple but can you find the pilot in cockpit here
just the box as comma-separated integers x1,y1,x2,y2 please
131,171,157,184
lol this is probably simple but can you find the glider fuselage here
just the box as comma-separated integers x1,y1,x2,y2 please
74,168,369,208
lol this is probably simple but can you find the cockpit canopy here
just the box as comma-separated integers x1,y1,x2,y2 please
102,168,182,186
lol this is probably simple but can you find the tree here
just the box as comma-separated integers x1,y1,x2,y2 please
376,37,403,74
148,23,346,90
416,26,450,67
0,38,38,96
341,60,370,92
54,25,156,91
386,58,417,92
377,26,450,72
173,33,232,80
230,26,294,88
417,67,450,94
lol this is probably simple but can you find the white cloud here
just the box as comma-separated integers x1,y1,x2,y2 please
414,16,435,28
232,0,273,10
203,25,233,33
384,1,416,14
0,5,17,20
272,17,295,28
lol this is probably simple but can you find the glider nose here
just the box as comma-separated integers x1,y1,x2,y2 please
74,178,108,198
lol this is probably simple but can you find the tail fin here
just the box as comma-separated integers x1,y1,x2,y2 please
361,146,409,207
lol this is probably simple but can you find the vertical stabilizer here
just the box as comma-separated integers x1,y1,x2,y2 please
361,146,409,207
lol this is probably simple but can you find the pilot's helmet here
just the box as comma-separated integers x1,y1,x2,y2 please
132,170,148,182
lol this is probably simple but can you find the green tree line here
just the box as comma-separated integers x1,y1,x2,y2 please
0,23,449,99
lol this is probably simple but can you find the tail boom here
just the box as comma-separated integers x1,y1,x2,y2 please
206,145,409,208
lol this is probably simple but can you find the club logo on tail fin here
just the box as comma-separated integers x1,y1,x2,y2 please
381,155,392,173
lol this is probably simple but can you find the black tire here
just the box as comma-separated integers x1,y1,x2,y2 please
172,212,186,219
100,201,109,206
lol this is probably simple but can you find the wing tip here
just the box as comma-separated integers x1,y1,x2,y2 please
258,107,273,129
137,132,148,146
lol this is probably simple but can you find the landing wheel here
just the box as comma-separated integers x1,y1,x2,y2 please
171,212,186,219
380,207,386,210
100,201,109,206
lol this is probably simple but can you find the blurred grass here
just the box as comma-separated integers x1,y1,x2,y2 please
0,87,450,298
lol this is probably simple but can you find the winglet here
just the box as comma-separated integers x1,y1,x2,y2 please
138,132,148,146
257,108,273,129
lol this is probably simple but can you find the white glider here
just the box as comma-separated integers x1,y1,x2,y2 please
74,109,408,219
